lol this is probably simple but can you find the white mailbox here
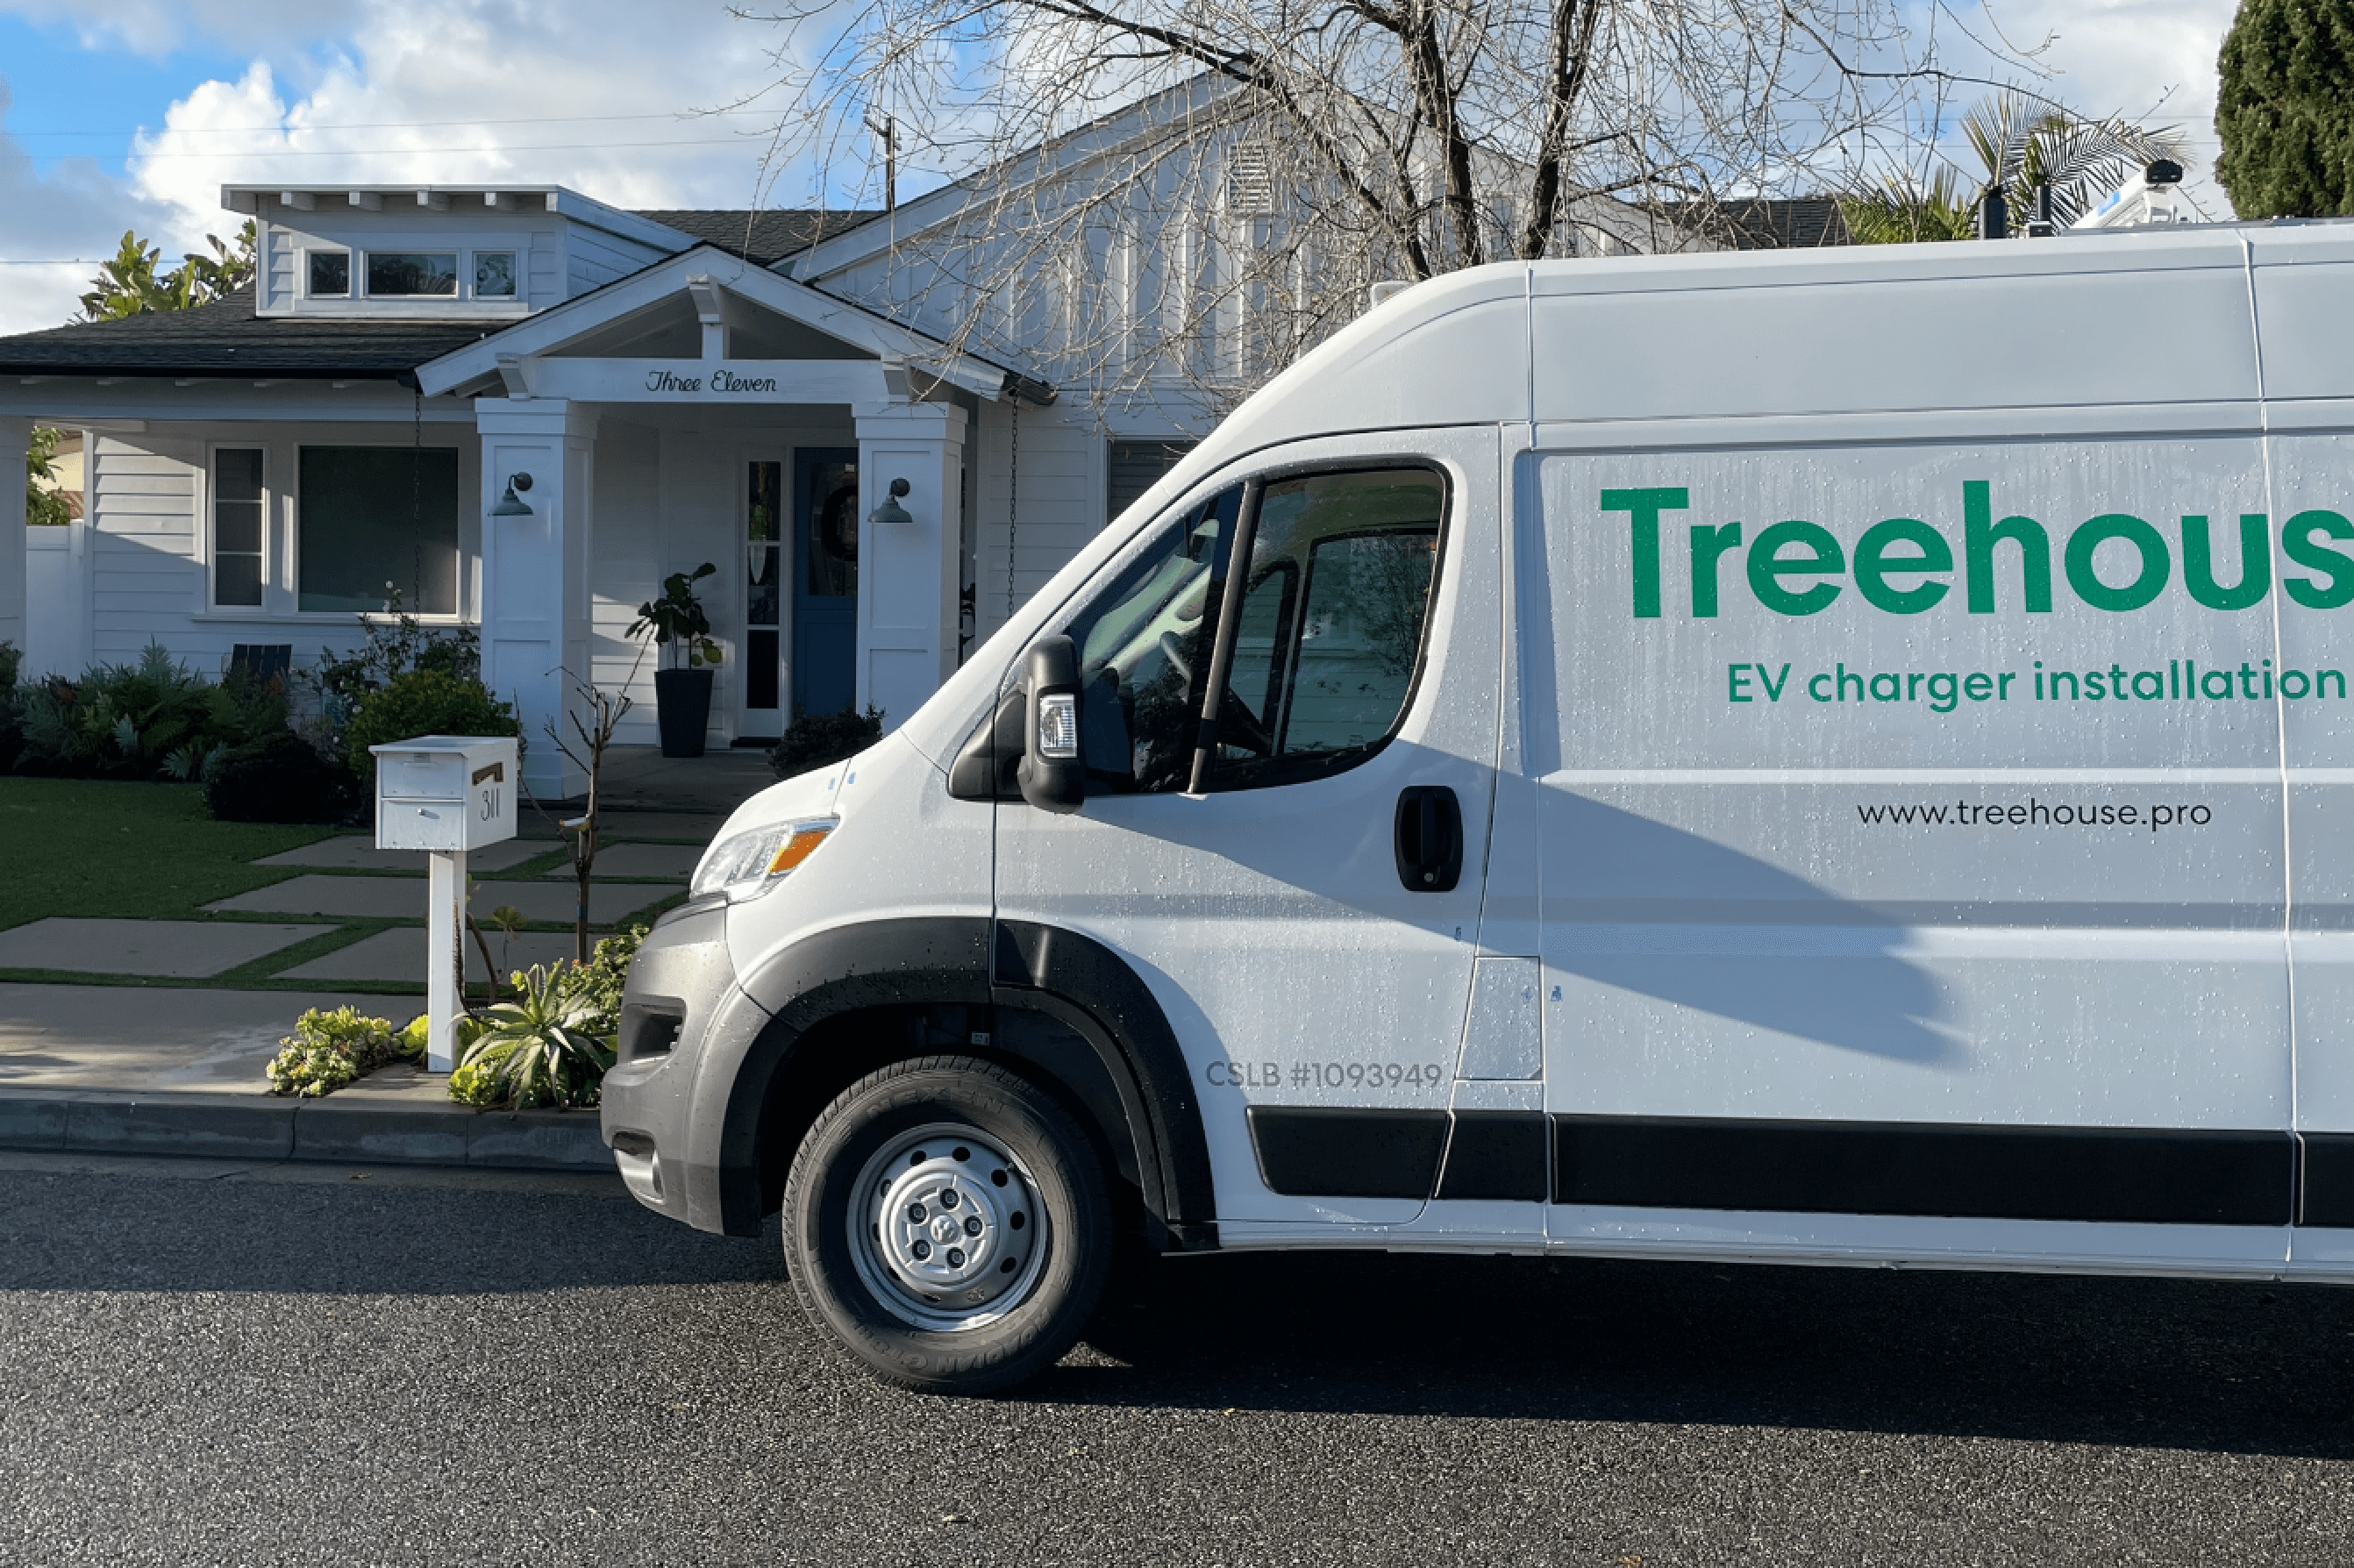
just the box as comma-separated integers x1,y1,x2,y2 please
371,735,518,852
367,734,520,1074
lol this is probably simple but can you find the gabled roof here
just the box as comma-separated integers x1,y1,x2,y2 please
0,285,492,381
414,243,1054,403
632,209,882,266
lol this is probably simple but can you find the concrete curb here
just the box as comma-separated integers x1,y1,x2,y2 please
0,1089,612,1172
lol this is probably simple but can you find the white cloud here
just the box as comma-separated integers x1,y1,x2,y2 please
0,0,837,335
0,0,368,61
1930,0,2239,211
123,0,825,236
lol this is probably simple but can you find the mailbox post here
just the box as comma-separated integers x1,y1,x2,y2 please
370,735,521,1072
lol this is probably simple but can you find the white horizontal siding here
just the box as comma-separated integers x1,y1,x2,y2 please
567,230,667,298
970,400,1107,645
88,437,199,668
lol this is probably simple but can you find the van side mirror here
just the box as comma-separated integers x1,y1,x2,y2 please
1017,636,1086,813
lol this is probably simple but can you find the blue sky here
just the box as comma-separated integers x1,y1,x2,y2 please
0,0,2243,335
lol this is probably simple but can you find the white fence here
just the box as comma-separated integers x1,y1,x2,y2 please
23,521,90,681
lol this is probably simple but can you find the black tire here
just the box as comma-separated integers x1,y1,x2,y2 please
781,1055,1113,1395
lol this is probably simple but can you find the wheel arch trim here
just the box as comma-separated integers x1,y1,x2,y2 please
703,915,1218,1247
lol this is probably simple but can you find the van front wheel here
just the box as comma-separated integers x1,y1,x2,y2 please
781,1056,1113,1394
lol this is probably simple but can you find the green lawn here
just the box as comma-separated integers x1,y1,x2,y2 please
0,778,334,930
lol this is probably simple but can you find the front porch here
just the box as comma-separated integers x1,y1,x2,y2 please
416,246,1042,795
581,745,776,816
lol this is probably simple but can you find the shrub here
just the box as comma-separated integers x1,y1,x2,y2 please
448,925,642,1109
304,600,482,761
449,962,614,1110
13,644,285,781
265,1006,424,1098
570,923,647,1035
769,705,883,780
343,668,519,782
204,730,360,824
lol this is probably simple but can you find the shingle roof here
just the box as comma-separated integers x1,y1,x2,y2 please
631,209,883,264
0,286,494,380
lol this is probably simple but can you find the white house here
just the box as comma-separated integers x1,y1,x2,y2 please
0,82,1786,794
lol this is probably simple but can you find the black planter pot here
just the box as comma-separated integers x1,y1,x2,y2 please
653,667,714,759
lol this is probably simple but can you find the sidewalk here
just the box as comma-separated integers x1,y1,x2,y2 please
0,775,767,1173
0,980,619,1170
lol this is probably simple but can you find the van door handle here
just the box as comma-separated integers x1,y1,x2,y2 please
1394,786,1463,893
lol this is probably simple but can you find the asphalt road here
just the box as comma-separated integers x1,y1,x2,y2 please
3,1155,2351,1567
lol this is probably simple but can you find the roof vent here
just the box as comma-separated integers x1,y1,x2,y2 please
1225,146,1277,216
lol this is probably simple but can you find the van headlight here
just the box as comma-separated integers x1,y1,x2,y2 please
691,819,837,903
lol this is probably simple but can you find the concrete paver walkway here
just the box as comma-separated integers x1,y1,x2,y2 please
278,928,585,984
0,981,403,1089
543,842,701,881
207,874,685,925
0,792,744,1171
255,837,546,873
0,920,334,979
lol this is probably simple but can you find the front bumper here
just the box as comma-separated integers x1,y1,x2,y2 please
602,901,748,1229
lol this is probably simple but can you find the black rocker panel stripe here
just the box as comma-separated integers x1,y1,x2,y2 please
1245,1108,2309,1225
2300,1133,2354,1227
1554,1115,2293,1227
1249,1107,1448,1199
1436,1111,1552,1201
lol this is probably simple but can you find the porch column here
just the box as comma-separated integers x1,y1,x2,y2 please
474,397,598,798
0,415,28,660
853,401,969,731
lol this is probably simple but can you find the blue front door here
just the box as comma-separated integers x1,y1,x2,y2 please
793,448,860,720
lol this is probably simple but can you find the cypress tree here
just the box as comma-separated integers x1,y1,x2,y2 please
2216,0,2354,217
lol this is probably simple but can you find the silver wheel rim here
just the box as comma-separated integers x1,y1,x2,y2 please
847,1121,1052,1333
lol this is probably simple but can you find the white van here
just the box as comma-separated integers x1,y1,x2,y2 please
605,222,2354,1393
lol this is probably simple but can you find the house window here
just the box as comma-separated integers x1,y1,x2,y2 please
297,446,460,614
1107,439,1197,524
366,253,458,297
474,252,517,299
212,448,266,608
308,252,350,298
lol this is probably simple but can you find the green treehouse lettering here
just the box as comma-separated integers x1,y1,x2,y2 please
1605,484,2354,619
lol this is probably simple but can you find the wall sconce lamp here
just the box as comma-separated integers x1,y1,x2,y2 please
868,476,913,528
490,472,535,517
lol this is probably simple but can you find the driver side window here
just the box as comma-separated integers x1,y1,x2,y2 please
1063,485,1244,795
1058,466,1444,796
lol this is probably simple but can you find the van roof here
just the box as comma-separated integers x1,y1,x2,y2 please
1138,219,2354,526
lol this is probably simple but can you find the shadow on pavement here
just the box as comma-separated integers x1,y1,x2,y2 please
10,1163,2350,1461
1045,1249,2354,1462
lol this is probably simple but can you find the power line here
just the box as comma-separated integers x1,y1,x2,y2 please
59,135,779,160
10,108,785,139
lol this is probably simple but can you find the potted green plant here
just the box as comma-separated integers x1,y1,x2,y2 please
628,562,721,758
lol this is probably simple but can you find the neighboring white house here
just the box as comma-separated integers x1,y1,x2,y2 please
0,81,1774,795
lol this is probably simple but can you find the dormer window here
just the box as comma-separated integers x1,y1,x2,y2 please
308,251,350,297
474,252,517,299
367,252,459,296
